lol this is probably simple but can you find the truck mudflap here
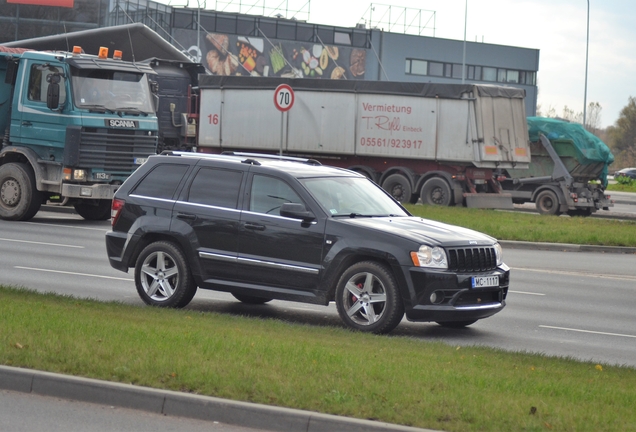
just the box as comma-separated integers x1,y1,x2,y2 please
61,183,119,199
464,193,513,209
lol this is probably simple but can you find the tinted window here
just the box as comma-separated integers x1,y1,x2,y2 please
187,167,243,209
249,175,302,216
132,164,189,200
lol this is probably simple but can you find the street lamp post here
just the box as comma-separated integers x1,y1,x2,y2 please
583,0,589,128
462,0,467,84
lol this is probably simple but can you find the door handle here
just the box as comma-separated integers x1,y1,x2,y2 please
244,222,266,231
21,121,32,127
177,212,197,221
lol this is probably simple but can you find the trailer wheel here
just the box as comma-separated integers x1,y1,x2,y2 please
382,174,412,204
74,199,112,221
535,190,561,215
0,162,42,221
420,177,452,206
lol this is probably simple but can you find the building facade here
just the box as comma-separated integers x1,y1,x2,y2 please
0,0,539,115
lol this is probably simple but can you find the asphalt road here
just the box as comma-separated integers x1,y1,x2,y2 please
1,207,635,367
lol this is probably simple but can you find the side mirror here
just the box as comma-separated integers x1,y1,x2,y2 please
47,82,60,110
280,202,315,222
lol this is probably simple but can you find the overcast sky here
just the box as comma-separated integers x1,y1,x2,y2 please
163,0,634,128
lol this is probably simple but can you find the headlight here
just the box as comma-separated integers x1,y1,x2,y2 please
494,242,503,266
411,245,448,269
73,169,87,181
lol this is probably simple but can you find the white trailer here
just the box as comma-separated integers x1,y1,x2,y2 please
195,76,529,208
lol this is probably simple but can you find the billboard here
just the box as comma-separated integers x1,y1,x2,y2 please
173,28,366,80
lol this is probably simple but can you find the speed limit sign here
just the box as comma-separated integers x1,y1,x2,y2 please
273,84,294,112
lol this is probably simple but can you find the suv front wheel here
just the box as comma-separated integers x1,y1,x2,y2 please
134,241,197,308
335,261,404,334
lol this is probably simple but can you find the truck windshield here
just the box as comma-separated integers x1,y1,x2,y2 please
71,68,154,114
301,176,409,218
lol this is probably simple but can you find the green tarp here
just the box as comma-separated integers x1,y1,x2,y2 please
527,117,614,185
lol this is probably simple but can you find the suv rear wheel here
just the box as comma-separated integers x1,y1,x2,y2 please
134,241,197,308
335,261,404,334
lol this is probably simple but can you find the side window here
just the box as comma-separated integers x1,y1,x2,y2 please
249,174,302,216
131,164,189,200
187,167,243,209
28,64,67,105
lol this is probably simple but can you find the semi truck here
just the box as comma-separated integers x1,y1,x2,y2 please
0,45,159,221
501,116,614,216
160,75,530,209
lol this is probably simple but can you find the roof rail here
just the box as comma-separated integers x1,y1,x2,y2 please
220,151,322,166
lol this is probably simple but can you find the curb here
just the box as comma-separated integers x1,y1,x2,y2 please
0,365,436,432
500,240,636,254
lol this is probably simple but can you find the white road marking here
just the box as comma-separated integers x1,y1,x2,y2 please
511,266,636,281
540,325,636,339
25,221,108,232
14,266,133,282
0,238,84,248
509,290,546,296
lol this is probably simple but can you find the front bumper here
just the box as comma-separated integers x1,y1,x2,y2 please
402,264,510,323
62,183,119,199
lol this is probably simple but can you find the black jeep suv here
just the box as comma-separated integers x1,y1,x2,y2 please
106,152,509,334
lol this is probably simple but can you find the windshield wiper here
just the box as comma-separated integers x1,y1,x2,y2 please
115,107,147,116
333,213,374,218
82,104,116,114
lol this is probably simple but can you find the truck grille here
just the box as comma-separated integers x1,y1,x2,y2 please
447,247,497,272
79,128,157,175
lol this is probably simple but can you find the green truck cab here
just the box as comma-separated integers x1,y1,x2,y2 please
0,46,158,221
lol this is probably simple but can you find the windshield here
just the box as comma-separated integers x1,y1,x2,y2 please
71,68,154,114
301,176,409,217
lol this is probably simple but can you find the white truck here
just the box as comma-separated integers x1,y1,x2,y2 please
193,76,530,208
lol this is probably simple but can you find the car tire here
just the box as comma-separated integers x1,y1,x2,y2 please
381,174,412,204
420,177,452,206
74,199,112,221
134,241,197,308
436,320,477,328
335,261,404,334
0,162,42,221
535,190,561,215
232,293,272,304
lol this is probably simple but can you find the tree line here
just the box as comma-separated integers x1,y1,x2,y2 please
537,99,636,170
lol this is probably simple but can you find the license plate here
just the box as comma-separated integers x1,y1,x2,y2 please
471,276,499,288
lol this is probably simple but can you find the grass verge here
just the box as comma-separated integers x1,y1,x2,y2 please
404,204,636,247
2,286,636,432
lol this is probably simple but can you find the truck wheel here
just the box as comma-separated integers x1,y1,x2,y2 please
74,199,111,221
335,261,404,334
420,177,452,206
134,241,197,308
382,174,412,203
232,293,273,304
535,190,561,215
0,162,42,221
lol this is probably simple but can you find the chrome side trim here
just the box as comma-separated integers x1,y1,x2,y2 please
199,252,238,263
176,201,241,213
129,194,176,204
237,257,319,274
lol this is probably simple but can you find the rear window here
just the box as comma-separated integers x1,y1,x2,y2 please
131,163,189,200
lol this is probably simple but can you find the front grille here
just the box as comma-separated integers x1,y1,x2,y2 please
447,247,497,272
79,128,157,175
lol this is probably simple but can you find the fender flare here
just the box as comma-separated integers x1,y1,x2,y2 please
0,146,55,192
